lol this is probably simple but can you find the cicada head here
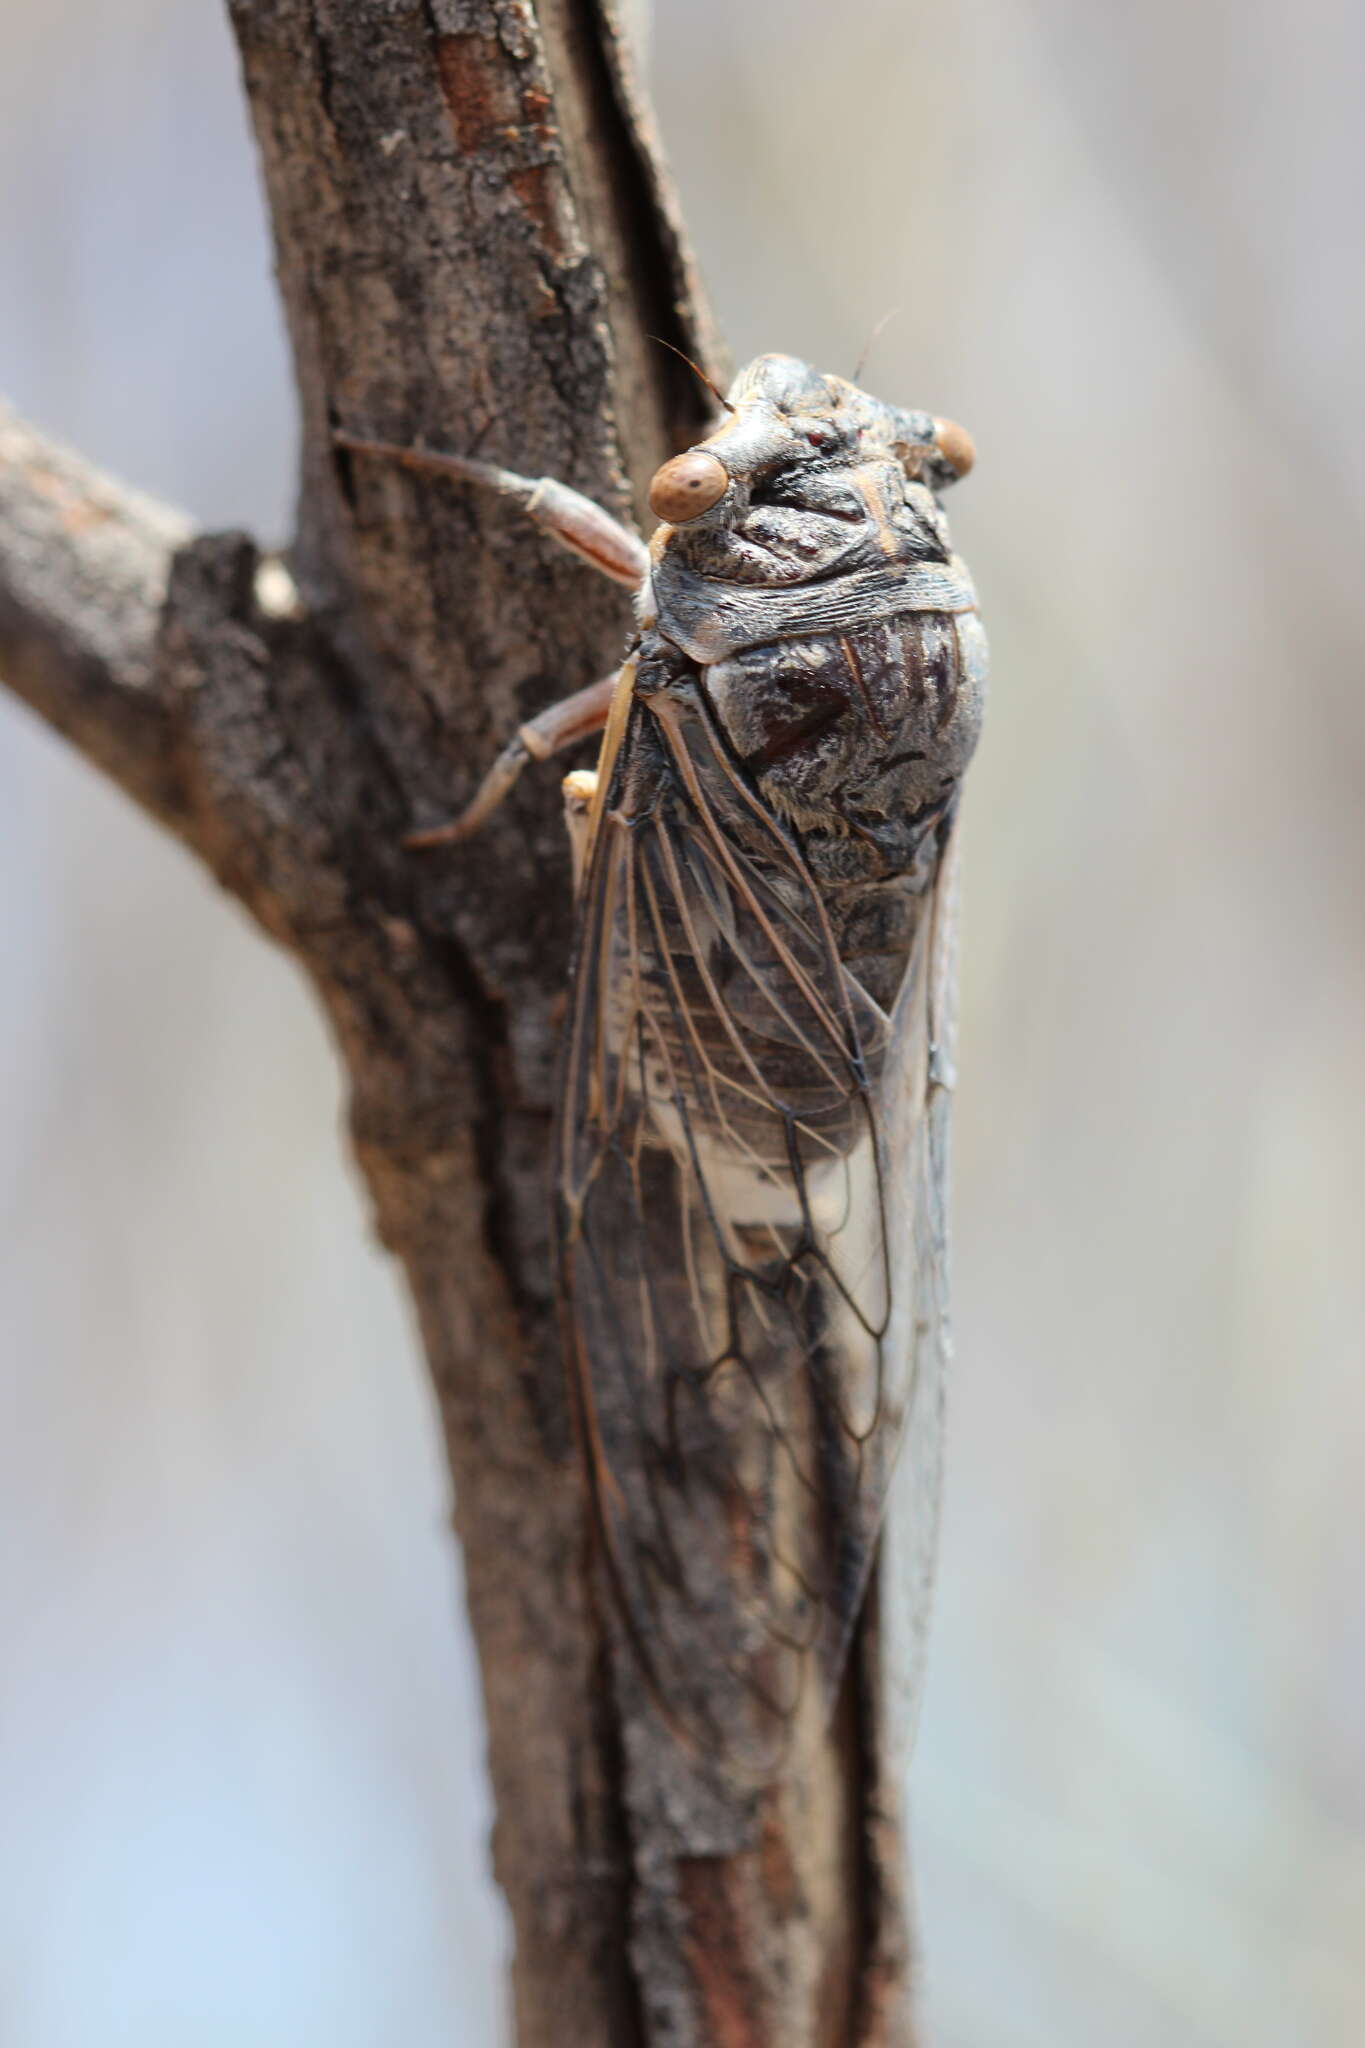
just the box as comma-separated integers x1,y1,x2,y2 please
643,354,976,606
647,354,973,537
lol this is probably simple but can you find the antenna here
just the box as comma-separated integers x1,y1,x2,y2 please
647,336,735,414
853,307,900,386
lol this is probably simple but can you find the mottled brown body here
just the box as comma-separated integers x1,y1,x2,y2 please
555,355,987,1768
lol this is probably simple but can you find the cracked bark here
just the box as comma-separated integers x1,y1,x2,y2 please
0,5,918,2041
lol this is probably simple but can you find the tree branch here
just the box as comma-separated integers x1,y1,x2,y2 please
0,401,192,834
0,5,919,2040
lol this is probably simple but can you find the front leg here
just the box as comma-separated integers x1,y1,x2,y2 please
335,432,649,589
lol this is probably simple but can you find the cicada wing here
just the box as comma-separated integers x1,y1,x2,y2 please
558,687,957,1772
873,820,960,1766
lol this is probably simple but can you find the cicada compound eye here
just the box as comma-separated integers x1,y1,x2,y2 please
931,416,976,480
648,450,729,524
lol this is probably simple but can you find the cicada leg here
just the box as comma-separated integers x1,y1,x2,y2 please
334,431,649,588
403,670,618,848
337,428,647,845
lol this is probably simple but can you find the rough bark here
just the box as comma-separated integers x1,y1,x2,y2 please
0,5,917,2041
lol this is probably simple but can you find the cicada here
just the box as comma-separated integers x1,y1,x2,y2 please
343,354,985,1771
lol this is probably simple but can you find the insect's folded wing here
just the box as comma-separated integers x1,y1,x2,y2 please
871,823,959,1764
558,704,952,1772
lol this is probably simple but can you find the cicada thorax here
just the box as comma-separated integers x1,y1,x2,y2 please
615,598,984,1180
698,609,985,980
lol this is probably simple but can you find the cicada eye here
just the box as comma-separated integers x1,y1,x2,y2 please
931,416,976,479
648,450,729,523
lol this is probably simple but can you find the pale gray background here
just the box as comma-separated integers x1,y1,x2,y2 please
2,2,1362,2042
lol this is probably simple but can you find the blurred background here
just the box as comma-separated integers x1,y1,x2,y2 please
1,1,1362,2041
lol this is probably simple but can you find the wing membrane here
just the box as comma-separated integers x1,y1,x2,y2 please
559,683,956,1770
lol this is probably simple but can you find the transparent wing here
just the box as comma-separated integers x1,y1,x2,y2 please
874,818,959,1766
558,684,957,1772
